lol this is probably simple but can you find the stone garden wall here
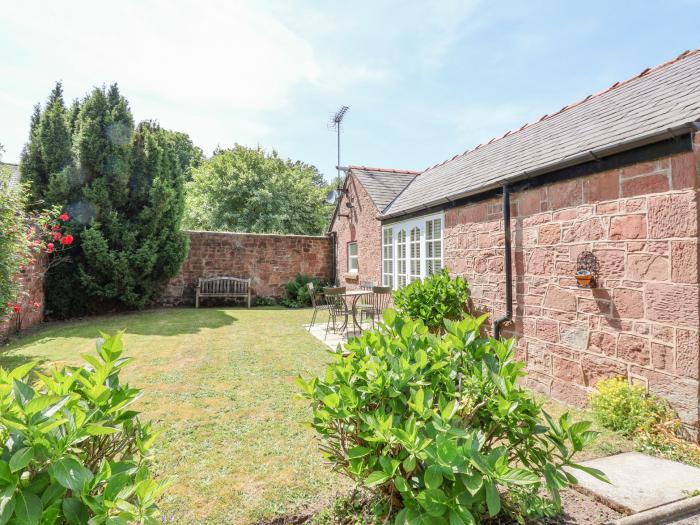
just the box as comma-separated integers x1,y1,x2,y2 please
443,147,700,433
0,255,46,341
157,231,333,306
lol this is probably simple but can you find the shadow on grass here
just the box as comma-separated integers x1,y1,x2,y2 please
0,352,48,371
4,307,240,348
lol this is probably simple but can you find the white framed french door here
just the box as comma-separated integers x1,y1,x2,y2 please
381,212,444,289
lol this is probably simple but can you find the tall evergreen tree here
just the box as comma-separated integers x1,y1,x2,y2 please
19,83,72,209
23,83,192,317
79,120,188,308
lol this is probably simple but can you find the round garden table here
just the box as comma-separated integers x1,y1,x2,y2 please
340,289,372,333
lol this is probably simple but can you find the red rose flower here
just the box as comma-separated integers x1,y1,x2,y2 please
46,243,55,253
53,232,62,241
60,235,74,246
59,212,69,221
51,225,60,231
11,304,20,313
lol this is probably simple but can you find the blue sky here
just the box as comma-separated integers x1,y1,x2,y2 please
1,1,699,182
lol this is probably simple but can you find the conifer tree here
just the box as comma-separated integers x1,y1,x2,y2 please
23,83,192,317
79,120,188,308
19,83,72,209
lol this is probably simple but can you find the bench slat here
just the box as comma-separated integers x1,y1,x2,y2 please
196,277,251,309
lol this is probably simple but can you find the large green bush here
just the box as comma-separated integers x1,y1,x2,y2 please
20,83,193,318
282,274,324,308
393,269,470,333
0,332,168,524
298,311,605,524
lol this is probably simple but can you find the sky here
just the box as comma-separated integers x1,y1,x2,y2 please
1,1,699,182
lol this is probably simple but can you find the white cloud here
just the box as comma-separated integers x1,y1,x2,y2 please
0,0,389,160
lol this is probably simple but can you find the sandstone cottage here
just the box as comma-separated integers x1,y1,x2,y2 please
330,49,700,436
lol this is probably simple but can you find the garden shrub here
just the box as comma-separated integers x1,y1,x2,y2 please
298,310,605,524
589,377,673,435
0,164,31,319
393,269,470,333
0,332,168,524
282,274,324,308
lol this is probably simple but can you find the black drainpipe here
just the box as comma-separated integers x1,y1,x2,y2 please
493,184,513,339
329,231,338,285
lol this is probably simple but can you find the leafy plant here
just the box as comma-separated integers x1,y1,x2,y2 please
393,269,470,333
589,378,673,435
298,310,605,524
0,160,31,321
0,332,168,524
254,296,277,307
282,274,324,308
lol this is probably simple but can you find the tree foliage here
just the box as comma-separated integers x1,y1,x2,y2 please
184,145,332,235
20,83,191,316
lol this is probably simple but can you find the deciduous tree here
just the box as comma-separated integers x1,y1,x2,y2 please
184,145,332,235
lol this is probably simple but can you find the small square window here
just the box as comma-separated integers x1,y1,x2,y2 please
347,242,359,273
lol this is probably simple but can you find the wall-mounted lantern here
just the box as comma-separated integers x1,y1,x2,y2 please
575,251,598,288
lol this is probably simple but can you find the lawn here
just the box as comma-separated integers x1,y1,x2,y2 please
0,306,634,524
0,307,350,525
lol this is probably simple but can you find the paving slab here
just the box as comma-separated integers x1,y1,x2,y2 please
571,452,700,514
304,322,366,352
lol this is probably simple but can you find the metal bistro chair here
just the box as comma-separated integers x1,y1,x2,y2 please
323,286,349,338
359,286,392,329
307,282,331,331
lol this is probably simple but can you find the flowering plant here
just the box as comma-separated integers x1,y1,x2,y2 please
3,205,75,332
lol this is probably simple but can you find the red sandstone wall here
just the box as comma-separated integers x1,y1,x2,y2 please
0,255,46,341
443,149,700,431
332,175,382,289
157,231,333,305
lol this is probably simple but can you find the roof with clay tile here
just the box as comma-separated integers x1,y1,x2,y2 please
382,49,700,218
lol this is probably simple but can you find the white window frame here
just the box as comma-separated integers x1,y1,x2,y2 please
382,228,394,288
381,212,444,290
347,241,359,273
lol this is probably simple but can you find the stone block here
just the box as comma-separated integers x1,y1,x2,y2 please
626,253,669,281
544,286,577,311
645,283,699,327
648,193,697,238
588,331,617,356
621,173,670,197
671,240,699,284
609,214,647,240
581,355,628,386
617,333,650,366
612,288,645,319
676,328,699,379
552,356,584,385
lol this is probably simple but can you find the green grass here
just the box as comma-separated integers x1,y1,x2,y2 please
0,307,635,524
1,307,350,525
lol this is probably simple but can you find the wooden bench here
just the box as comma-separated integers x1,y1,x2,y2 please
196,277,252,308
